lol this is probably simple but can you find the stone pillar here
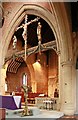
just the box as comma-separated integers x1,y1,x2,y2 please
60,60,76,115
57,52,62,111
0,64,8,95
0,68,6,95
0,56,5,95
76,69,78,114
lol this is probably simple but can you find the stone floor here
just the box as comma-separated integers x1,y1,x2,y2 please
5,107,78,120
1,103,77,119
6,106,64,119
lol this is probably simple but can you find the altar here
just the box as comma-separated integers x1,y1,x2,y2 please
0,95,21,110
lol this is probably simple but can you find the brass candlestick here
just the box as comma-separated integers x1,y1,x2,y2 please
21,85,29,116
21,85,33,116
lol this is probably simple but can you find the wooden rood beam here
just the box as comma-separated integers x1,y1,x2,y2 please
5,40,56,62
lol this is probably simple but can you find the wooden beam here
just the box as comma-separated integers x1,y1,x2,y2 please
5,40,56,62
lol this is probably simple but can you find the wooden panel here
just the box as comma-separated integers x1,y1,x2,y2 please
0,108,5,120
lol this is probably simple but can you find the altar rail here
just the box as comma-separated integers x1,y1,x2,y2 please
35,97,60,110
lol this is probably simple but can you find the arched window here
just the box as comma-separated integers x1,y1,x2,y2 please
22,73,27,86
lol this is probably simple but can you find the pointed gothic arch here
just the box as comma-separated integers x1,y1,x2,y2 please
0,3,76,115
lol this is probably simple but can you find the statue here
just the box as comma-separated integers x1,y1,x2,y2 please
37,22,42,42
13,15,40,61
13,35,17,49
37,22,42,54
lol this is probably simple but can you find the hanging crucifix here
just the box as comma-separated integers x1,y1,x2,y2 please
13,15,41,61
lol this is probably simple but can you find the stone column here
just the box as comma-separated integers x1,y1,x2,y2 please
0,68,6,95
76,69,78,114
60,60,76,115
57,52,62,111
0,63,8,95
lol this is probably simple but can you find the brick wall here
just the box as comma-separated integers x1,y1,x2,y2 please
48,50,58,97
7,62,31,92
6,50,58,96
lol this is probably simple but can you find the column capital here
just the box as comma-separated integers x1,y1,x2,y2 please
61,60,73,67
56,50,61,55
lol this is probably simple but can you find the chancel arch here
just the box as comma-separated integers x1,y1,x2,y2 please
0,2,76,115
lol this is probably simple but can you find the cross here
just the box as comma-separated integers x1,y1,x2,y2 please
13,15,40,61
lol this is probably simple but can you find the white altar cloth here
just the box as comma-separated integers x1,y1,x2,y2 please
13,96,21,108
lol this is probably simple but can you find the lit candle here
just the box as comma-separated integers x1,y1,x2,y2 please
23,74,27,86
26,75,27,86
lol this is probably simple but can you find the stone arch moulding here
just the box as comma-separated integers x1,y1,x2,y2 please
2,4,61,88
2,2,73,93
3,4,60,62
1,3,76,115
